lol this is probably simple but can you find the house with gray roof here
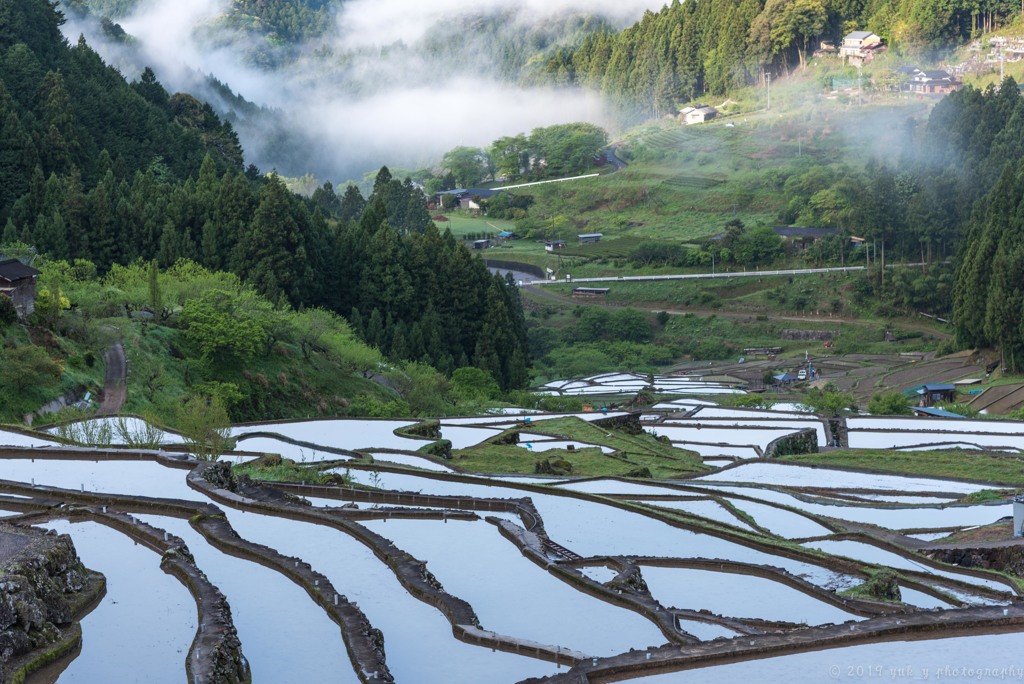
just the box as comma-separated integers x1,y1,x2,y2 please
0,258,42,318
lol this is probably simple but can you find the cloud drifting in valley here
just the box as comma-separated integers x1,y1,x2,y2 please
64,0,669,182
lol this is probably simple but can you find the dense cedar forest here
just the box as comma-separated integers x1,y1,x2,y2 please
540,0,1023,117
949,82,1024,371
62,0,1024,123
6,0,1024,382
0,0,530,390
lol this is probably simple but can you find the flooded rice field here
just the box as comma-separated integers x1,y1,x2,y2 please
4,394,1023,683
630,632,1024,683
36,520,197,684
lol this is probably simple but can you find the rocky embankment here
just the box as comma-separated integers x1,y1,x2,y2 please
0,524,104,682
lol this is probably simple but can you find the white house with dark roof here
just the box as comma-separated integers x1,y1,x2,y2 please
906,69,962,94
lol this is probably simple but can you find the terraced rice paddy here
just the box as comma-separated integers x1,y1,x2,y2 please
2,375,1022,682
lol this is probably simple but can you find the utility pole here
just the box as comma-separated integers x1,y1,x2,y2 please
766,72,771,111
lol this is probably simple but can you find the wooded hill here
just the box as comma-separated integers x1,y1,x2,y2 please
540,0,1022,118
1,0,529,395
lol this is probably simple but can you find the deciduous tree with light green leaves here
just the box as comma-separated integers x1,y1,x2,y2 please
868,391,912,416
179,289,273,364
798,383,856,417
177,393,233,461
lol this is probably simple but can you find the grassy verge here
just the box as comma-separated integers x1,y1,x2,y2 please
436,214,518,238
779,449,1024,486
235,458,337,484
450,416,707,477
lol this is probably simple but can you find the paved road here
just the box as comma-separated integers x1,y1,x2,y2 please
522,264,913,286
98,341,127,415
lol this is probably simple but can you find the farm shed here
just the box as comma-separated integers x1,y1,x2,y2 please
0,258,41,318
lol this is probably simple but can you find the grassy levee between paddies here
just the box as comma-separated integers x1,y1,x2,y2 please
450,416,708,478
779,448,1024,487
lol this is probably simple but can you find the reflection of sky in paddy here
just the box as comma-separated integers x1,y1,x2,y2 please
440,425,503,449
517,440,614,454
42,417,184,445
230,419,429,450
232,435,343,463
677,443,760,458
0,428,67,447
659,418,826,444
40,519,196,684
638,498,757,532
849,431,1024,451
694,463,988,494
641,565,862,625
362,518,668,656
849,416,1024,433
329,469,852,585
725,498,832,538
539,373,744,396
364,452,455,471
804,539,1014,595
631,633,1024,683
684,482,1009,531
690,407,813,419
0,457,206,501
653,426,800,449
135,515,360,684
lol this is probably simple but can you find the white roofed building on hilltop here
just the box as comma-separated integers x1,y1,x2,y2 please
840,31,884,66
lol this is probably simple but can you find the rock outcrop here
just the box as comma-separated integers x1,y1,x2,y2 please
0,524,104,681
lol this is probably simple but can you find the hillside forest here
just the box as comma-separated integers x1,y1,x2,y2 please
5,0,1024,426
0,0,529,425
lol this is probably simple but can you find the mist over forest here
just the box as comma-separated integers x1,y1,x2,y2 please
59,0,667,182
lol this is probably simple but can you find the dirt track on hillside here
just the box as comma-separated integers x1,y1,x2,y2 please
98,342,126,415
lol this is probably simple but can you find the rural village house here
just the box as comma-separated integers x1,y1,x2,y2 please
0,258,42,318
905,69,962,94
679,105,718,125
840,31,884,65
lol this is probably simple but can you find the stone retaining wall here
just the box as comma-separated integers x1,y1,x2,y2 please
781,329,837,341
763,428,819,458
0,524,105,684
592,412,643,435
927,545,1024,578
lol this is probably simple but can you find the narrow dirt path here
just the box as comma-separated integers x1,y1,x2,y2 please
98,341,127,415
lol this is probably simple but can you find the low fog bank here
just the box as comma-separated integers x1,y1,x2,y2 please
59,0,662,183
